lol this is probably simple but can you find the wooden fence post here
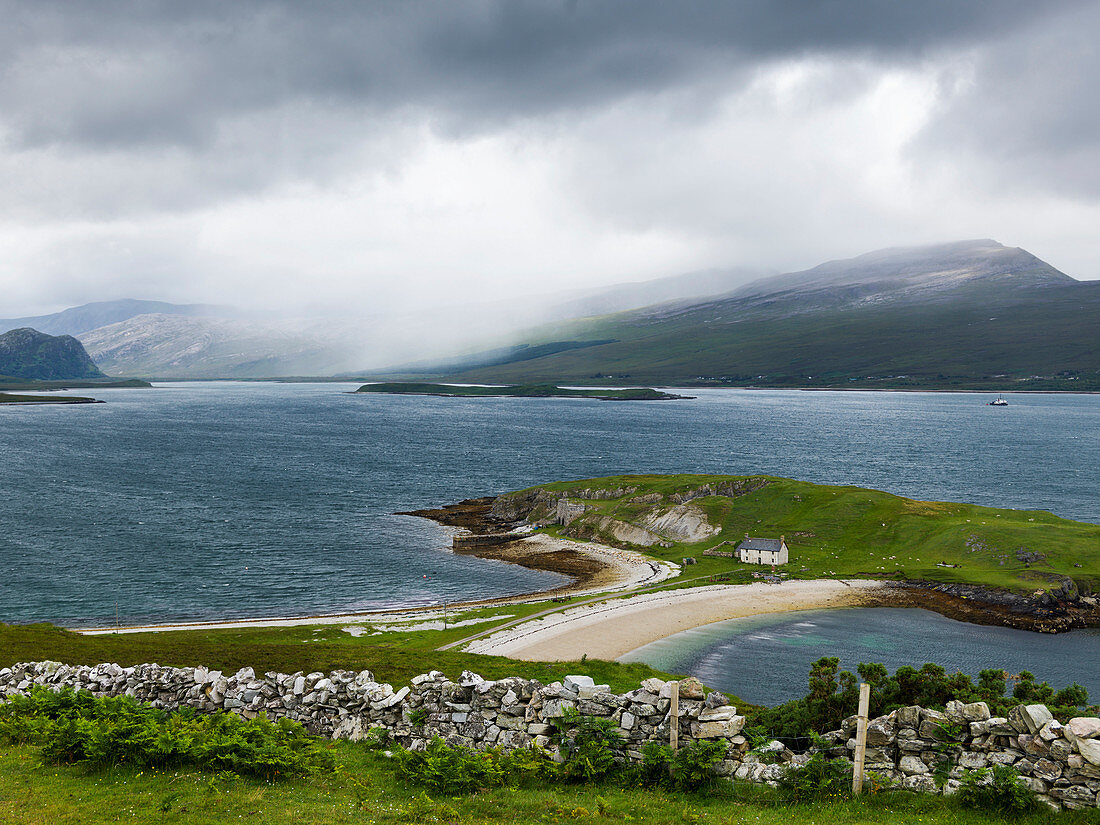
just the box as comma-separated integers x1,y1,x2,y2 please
670,681,680,751
852,682,871,794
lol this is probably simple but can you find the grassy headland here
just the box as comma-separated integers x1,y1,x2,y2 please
498,474,1099,603
355,382,689,400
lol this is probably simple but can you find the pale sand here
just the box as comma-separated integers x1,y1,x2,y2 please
463,579,887,661
76,535,678,635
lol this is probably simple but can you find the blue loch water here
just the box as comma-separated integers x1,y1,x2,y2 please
1,384,1097,640
621,607,1100,703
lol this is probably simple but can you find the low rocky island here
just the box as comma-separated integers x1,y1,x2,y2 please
356,382,692,400
0,392,102,404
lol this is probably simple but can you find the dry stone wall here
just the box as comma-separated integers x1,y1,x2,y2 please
2,661,1097,810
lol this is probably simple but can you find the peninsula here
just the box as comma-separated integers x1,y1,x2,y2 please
411,474,1100,636
355,382,691,400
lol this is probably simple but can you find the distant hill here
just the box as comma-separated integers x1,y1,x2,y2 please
0,299,227,338
440,240,1100,390
0,328,106,380
77,314,356,379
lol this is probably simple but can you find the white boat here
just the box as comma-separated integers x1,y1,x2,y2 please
989,395,1008,406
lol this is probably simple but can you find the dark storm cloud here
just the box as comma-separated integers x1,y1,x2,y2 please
0,0,1089,152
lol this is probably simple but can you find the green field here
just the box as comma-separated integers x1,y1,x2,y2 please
6,740,1099,825
515,474,1100,596
0,607,674,696
356,382,686,400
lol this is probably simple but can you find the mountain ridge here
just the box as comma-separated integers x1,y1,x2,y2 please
433,240,1100,389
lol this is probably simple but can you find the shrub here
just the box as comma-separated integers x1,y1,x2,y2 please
637,740,727,793
392,737,506,794
551,710,624,782
957,764,1038,814
2,686,333,780
774,751,851,803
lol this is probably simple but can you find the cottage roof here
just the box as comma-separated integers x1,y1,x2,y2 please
737,537,785,552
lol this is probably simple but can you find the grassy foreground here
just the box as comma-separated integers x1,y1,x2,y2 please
4,741,1099,825
523,474,1100,596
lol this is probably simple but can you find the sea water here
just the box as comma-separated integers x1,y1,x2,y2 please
1,382,1097,627
620,607,1100,702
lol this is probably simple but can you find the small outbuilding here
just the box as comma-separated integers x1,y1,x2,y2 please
737,535,789,566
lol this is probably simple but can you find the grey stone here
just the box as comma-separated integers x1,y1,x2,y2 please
677,677,705,699
1078,738,1100,767
563,675,594,693
1009,704,1053,735
1032,758,1062,782
1067,717,1100,742
1039,719,1064,741
698,706,738,722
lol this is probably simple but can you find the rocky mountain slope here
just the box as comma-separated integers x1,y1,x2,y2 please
0,328,106,380
0,299,225,337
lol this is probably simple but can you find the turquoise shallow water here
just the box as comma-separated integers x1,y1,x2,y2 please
1,382,1097,626
620,607,1100,703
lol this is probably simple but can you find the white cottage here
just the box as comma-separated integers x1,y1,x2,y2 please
736,535,789,565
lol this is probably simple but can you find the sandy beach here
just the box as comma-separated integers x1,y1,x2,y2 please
463,579,888,661
77,534,678,635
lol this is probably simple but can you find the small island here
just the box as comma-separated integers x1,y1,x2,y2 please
0,392,102,404
355,382,692,401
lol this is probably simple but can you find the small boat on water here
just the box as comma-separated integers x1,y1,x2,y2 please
989,395,1008,406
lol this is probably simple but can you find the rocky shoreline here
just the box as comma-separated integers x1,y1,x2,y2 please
406,495,1100,635
399,498,616,595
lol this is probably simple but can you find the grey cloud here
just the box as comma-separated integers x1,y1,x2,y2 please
0,0,1089,153
912,2,1100,198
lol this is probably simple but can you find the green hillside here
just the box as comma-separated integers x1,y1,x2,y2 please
504,474,1099,596
0,327,106,381
440,242,1100,390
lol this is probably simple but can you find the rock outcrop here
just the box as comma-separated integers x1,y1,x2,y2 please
0,327,105,380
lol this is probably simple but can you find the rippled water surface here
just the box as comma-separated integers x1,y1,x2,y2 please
621,607,1100,703
1,383,1097,626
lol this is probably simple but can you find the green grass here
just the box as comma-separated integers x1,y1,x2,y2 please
355,382,684,400
0,613,675,695
2,741,1098,825
516,474,1100,595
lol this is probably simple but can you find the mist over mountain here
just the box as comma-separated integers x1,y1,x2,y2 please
6,240,1094,385
0,300,229,338
0,328,106,381
435,240,1100,390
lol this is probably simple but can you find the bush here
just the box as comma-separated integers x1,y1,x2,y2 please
957,764,1038,814
2,686,333,780
551,710,624,782
747,658,1095,739
773,751,851,803
636,740,727,793
392,738,558,794
392,737,507,794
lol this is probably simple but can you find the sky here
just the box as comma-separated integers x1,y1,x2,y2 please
2,0,1099,317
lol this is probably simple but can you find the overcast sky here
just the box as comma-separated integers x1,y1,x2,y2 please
2,0,1099,316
